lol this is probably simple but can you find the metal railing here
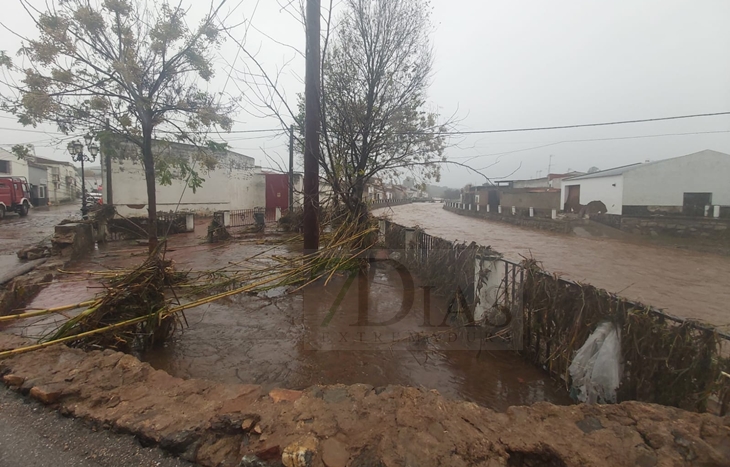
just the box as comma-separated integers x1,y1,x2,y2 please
227,208,277,228
381,218,730,414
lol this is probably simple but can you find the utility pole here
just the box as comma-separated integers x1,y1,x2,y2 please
289,124,294,212
547,154,553,176
303,0,320,253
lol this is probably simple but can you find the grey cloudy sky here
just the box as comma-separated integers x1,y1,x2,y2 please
1,0,729,188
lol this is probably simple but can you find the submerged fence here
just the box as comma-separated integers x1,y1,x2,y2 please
107,212,193,241
380,219,730,414
220,208,279,228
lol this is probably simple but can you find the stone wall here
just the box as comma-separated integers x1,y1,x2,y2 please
444,204,572,234
620,216,730,240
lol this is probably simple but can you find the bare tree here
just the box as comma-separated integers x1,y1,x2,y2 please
0,0,235,252
305,0,446,224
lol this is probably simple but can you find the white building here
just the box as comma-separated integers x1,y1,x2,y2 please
101,140,259,216
561,150,730,215
0,148,30,179
25,155,80,205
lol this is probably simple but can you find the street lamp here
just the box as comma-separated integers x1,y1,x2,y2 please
67,132,99,219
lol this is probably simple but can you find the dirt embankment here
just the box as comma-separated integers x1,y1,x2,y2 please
1,334,729,467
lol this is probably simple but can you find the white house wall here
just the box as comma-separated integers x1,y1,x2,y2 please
0,149,30,179
622,150,730,207
561,175,624,215
111,155,257,217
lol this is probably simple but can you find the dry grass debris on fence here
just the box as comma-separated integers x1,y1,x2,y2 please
521,259,730,412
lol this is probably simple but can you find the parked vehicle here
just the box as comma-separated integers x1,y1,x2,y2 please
0,176,32,219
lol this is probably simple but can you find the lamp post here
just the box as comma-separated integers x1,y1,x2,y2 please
67,133,99,219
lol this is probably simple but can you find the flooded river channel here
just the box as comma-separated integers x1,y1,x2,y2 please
8,230,571,411
378,203,730,328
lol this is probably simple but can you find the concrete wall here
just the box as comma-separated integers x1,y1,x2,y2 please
620,216,730,241
622,150,730,207
561,174,624,215
500,190,561,210
0,149,29,179
444,204,572,234
103,140,257,216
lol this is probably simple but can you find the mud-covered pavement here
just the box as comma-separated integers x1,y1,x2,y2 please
379,203,730,327
0,204,79,270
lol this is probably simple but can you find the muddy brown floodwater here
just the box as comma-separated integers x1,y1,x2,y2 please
377,203,730,328
8,228,571,412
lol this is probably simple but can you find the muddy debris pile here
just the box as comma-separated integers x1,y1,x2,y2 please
1,335,729,467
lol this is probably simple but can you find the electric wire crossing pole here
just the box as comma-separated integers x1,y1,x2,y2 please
303,0,321,253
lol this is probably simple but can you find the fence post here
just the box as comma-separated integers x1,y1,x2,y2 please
473,255,503,322
512,206,516,215
477,205,480,212
223,211,231,227
705,205,711,217
498,205,502,214
185,213,195,232
529,207,534,217
378,219,386,244
713,205,720,218
552,209,557,220
275,207,282,221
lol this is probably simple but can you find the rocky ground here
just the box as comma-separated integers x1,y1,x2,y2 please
1,334,728,467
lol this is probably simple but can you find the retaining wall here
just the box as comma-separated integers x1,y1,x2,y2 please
443,204,572,234
620,216,730,241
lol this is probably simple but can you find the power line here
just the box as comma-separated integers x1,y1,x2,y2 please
450,129,730,161
419,111,730,136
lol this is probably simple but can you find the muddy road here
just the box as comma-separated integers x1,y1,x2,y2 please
0,204,79,255
378,203,730,327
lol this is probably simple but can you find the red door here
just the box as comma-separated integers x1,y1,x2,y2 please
265,173,289,211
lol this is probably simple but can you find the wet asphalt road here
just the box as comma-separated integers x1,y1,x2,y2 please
0,203,80,255
0,388,193,467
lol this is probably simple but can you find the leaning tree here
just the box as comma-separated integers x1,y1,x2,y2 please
0,0,235,252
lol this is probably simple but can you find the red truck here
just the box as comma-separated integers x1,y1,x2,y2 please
0,176,31,219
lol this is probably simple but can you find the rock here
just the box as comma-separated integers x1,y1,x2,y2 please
29,385,62,404
575,416,604,434
269,388,304,403
253,424,263,435
255,445,281,461
3,374,25,387
282,436,319,467
322,387,349,404
322,438,349,467
241,418,257,431
240,455,267,467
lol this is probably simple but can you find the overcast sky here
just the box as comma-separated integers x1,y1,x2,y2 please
1,0,729,188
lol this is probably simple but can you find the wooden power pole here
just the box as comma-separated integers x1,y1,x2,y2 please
303,0,321,253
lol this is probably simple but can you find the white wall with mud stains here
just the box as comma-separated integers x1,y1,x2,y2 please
562,175,624,215
103,140,258,216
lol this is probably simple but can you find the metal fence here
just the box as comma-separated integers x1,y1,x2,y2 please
107,212,190,241
227,208,278,228
381,218,730,414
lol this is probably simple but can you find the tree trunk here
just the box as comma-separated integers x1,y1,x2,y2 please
142,124,158,255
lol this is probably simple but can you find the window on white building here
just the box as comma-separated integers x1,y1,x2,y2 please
475,194,480,203
39,185,46,199
0,160,10,174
